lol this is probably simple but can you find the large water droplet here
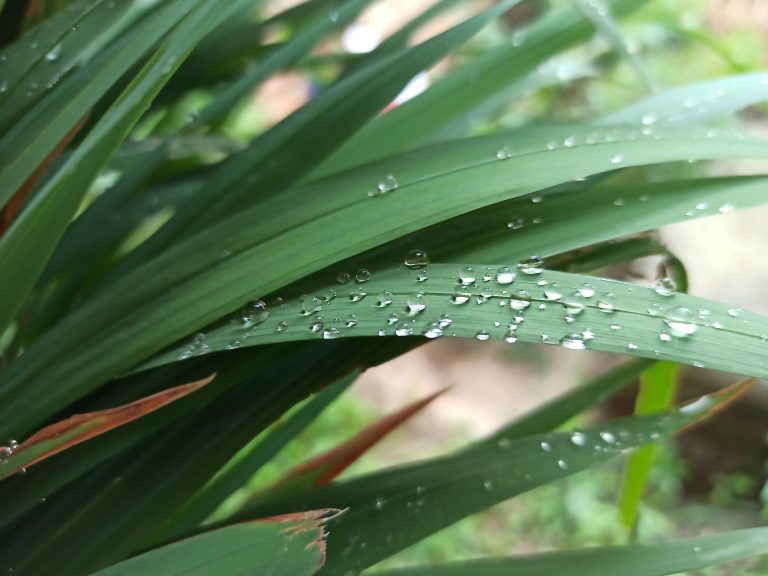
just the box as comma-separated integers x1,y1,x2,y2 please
563,293,585,315
570,432,587,446
395,325,413,336
404,250,429,269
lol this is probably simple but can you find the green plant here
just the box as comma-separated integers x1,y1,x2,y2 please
1,0,768,574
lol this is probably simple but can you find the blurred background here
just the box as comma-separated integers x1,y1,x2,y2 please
212,1,768,573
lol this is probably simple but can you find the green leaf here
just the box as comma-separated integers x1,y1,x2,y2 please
233,384,747,575
369,526,768,576
0,0,254,337
164,370,359,538
139,263,768,386
314,0,647,175
601,71,768,126
3,125,767,439
90,511,332,576
618,361,679,535
475,359,653,447
569,0,654,93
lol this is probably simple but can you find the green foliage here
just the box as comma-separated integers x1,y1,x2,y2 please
1,0,767,574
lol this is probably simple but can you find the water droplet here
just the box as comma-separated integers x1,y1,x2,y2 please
322,289,337,302
375,497,386,511
355,269,371,283
561,333,586,350
578,286,595,298
345,315,358,328
378,174,398,192
718,202,735,214
610,154,624,164
599,431,616,444
597,294,616,314
628,342,638,350
378,291,393,307
496,146,512,159
242,300,269,323
404,250,429,269
544,288,562,301
563,293,586,315
395,325,413,336
659,332,672,342
563,135,576,147
557,459,568,470
423,323,443,339
652,277,677,297
276,321,288,332
459,267,476,284
45,44,62,61
540,441,552,452
727,308,740,317
349,287,367,302
322,328,340,340
407,292,427,315
475,330,490,341
337,272,351,284
509,296,531,311
388,313,400,325
497,438,511,449
641,113,657,125
310,320,324,333
483,479,494,492
416,270,429,282
663,307,697,337
517,256,543,275
570,432,587,446
451,290,471,305
507,218,524,230
495,266,516,285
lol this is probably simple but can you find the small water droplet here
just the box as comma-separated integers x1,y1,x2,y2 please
610,154,624,164
475,330,490,341
540,441,552,452
599,431,616,444
395,325,413,336
652,277,677,297
349,287,367,302
388,313,400,325
276,321,288,332
451,290,471,305
242,299,269,323
45,44,62,61
322,328,340,340
570,432,587,446
404,250,429,269
423,322,443,339
496,146,512,159
507,218,524,230
663,307,697,337
718,202,735,214
355,269,371,283
495,266,516,285
378,291,393,307
407,292,427,315
597,294,616,314
641,113,657,125
300,296,322,316
557,459,568,470
337,272,351,284
727,308,740,317
459,267,476,284
345,315,358,328
517,256,543,275
416,270,429,282
561,333,586,350
628,342,638,350
375,497,386,511
483,479,494,492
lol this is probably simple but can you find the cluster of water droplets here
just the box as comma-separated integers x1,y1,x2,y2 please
0,440,19,466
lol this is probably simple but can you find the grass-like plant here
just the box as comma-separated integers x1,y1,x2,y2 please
1,0,768,574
